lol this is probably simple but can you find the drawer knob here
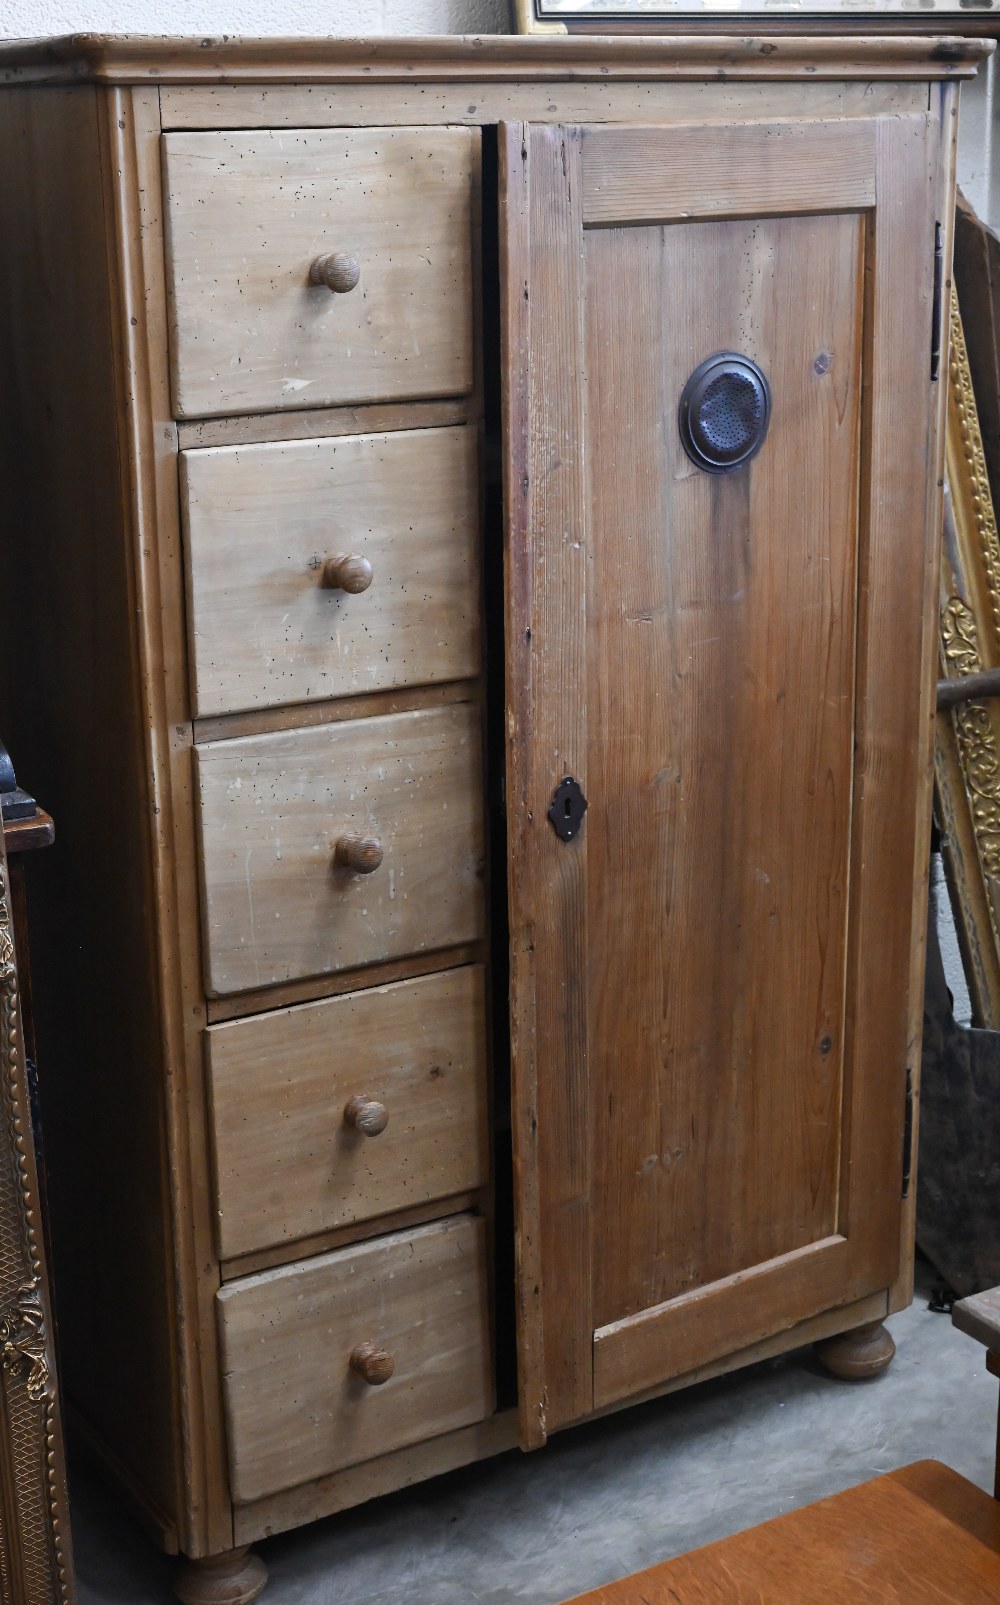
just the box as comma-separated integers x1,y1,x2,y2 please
321,554,373,594
344,1094,390,1137
310,252,361,294
350,1341,395,1386
334,833,384,874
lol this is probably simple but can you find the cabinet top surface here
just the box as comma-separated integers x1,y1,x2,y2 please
0,31,990,84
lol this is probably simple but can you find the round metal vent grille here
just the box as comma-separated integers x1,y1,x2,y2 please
678,353,771,475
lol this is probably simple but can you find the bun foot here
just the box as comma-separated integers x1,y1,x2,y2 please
174,1546,268,1605
815,1319,896,1380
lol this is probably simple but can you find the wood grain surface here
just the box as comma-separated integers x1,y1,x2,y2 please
564,1461,1000,1603
206,966,489,1259
501,120,593,1448
502,111,939,1434
0,34,988,84
581,118,875,225
216,1215,493,1504
586,209,862,1333
954,1285,1000,1352
163,126,477,419
195,702,485,995
159,81,930,134
182,425,480,716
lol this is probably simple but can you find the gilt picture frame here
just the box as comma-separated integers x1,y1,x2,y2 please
936,287,1000,1029
0,819,73,1603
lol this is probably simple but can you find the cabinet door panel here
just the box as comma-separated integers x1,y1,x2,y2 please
587,209,861,1336
501,114,940,1443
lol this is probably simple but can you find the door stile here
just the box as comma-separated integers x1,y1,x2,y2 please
837,113,937,1286
500,121,594,1447
892,85,955,1316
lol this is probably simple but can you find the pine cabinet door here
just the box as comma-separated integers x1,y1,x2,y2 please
500,114,942,1445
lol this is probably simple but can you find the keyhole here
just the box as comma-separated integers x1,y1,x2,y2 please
564,798,573,818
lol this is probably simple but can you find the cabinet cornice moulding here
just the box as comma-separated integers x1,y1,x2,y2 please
0,31,990,85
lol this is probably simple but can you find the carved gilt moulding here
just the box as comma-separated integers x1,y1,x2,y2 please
0,829,72,1603
937,287,1000,1029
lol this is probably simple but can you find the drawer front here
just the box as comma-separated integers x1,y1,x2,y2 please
195,703,485,996
217,1215,492,1503
163,126,477,418
207,966,489,1260
182,425,480,718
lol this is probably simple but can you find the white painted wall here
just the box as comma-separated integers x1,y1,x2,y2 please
0,0,509,40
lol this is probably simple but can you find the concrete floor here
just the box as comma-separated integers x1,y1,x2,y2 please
72,1260,996,1604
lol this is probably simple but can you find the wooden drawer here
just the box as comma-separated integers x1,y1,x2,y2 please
195,702,485,996
162,126,477,419
181,425,480,718
216,1215,492,1503
206,966,489,1261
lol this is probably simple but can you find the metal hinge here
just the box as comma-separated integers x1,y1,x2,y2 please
931,221,944,382
902,1065,915,1198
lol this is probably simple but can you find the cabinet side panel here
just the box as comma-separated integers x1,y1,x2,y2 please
891,79,959,1315
0,85,181,1539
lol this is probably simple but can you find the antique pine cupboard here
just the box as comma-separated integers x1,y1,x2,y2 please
0,30,987,1604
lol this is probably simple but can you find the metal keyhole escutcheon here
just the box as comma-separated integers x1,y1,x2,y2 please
548,777,587,842
678,353,771,475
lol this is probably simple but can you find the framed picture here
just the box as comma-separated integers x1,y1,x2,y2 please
512,0,1000,32
936,282,1000,1030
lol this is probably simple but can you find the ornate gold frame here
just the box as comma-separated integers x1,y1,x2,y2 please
936,288,1000,1028
0,824,72,1602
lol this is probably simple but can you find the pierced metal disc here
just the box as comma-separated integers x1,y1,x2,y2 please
678,353,771,475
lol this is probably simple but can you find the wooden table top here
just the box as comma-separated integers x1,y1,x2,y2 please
2,807,54,854
565,1461,1000,1603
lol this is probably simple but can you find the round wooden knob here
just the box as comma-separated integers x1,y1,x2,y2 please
310,252,361,293
344,1094,389,1137
350,1341,395,1386
334,833,383,874
321,554,373,594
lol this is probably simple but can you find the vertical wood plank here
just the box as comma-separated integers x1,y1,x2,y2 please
0,83,186,1549
585,212,863,1330
841,112,937,1287
892,83,958,1314
99,86,235,1555
500,120,593,1444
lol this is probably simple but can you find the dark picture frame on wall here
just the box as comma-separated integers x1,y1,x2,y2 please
512,0,1000,32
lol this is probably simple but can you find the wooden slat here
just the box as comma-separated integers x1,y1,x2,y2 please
501,120,593,1445
219,1189,483,1282
195,703,485,996
181,425,480,717
233,1413,516,1548
217,1215,493,1505
193,680,478,747
838,113,937,1282
204,940,482,1024
0,34,989,85
892,84,955,1317
104,88,241,1556
206,966,489,1259
158,81,930,133
581,119,876,226
176,397,468,450
594,1237,850,1409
